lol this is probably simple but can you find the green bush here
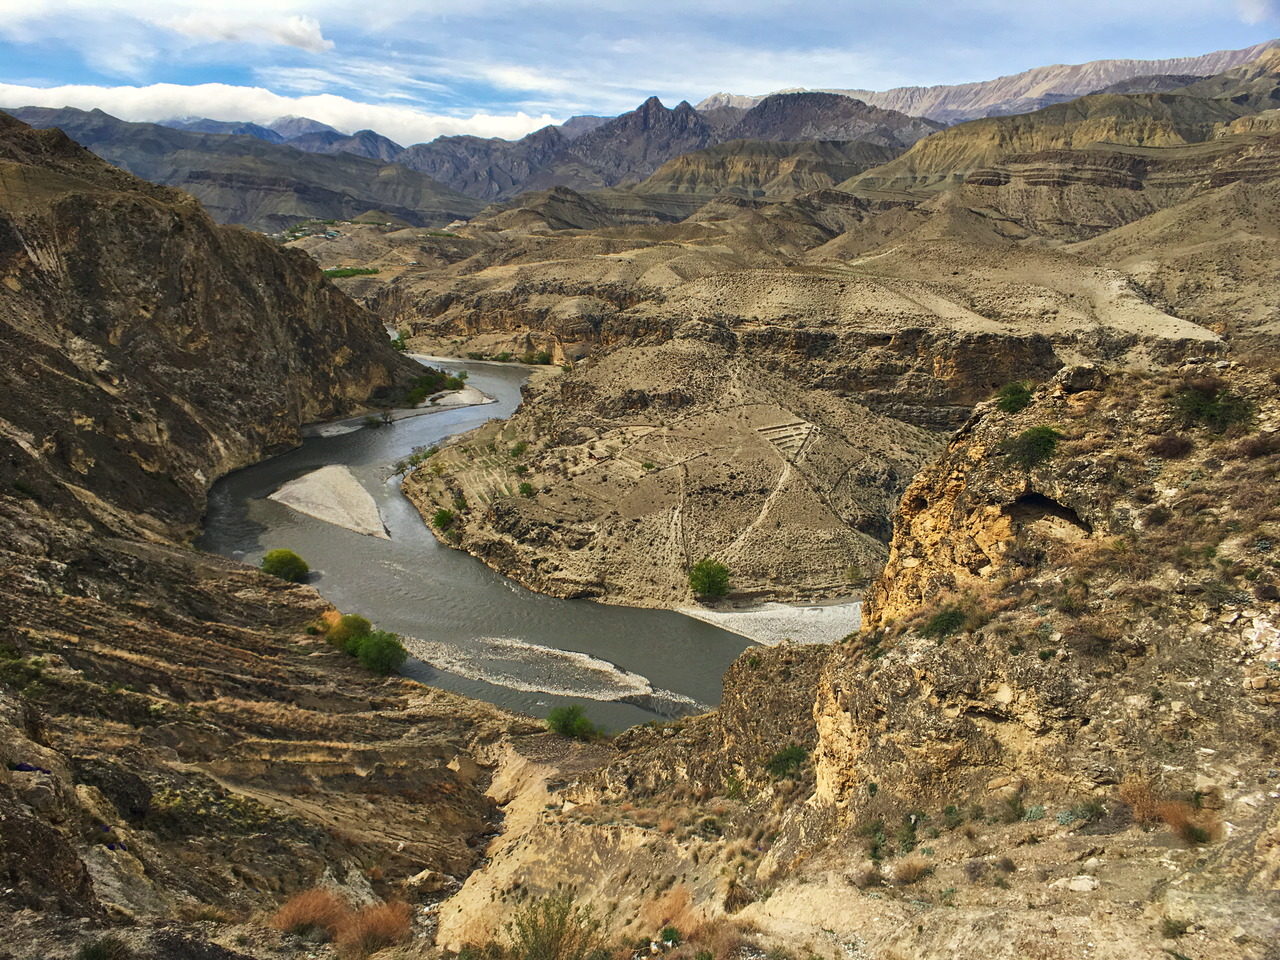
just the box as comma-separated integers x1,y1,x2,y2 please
546,705,599,741
999,426,1063,469
328,614,372,654
920,607,965,638
660,926,681,945
765,743,806,779
354,630,407,675
688,558,730,599
432,508,456,530
405,367,466,405
518,482,535,498
1170,376,1253,433
995,381,1033,413
522,350,553,365
260,549,309,583
505,893,601,960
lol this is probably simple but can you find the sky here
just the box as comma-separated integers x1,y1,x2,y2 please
0,0,1276,145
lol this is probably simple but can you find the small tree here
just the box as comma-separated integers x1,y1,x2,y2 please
261,549,309,583
518,482,535,498
688,558,730,599
432,508,455,529
546,705,599,741
355,630,407,675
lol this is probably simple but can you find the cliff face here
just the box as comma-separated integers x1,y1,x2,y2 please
0,112,530,957
435,363,1280,960
0,111,417,537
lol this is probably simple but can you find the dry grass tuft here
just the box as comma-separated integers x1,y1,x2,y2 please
335,901,412,959
893,857,932,885
1119,778,1220,844
272,888,351,940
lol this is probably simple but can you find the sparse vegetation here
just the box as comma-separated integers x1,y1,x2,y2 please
546,704,600,741
660,926,681,945
519,482,536,498
893,857,932,885
995,381,1033,413
1149,434,1193,458
688,558,730,599
919,606,966,638
432,508,456,530
323,267,379,278
260,548,309,583
1169,376,1253,433
406,367,466,405
505,893,602,960
765,744,806,779
999,425,1064,469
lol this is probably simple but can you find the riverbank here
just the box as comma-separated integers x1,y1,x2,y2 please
301,383,495,438
676,599,861,645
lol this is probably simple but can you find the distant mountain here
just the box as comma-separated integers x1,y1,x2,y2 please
1089,74,1207,95
163,117,285,142
4,107,480,231
267,115,340,138
566,96,716,185
557,115,609,139
698,39,1279,123
724,93,942,146
842,46,1280,196
287,128,405,162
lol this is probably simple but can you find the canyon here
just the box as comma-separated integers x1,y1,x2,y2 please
1,36,1279,960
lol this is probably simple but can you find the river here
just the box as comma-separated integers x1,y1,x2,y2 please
197,359,753,731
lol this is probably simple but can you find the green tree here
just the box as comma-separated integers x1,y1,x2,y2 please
546,705,599,741
260,549,309,583
328,614,372,654
688,558,730,599
354,630,407,675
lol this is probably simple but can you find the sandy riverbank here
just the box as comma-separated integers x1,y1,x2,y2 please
268,464,389,538
676,600,861,646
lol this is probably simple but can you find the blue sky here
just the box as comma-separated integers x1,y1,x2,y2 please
0,0,1276,144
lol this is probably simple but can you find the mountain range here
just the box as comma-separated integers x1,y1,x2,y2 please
699,37,1279,122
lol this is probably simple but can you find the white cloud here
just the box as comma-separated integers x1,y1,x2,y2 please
0,81,557,143
1237,0,1279,22
163,13,333,52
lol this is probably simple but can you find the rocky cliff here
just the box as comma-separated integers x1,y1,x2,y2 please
0,112,535,957
431,363,1280,960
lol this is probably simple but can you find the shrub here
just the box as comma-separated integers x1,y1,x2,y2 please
999,426,1063,469
505,893,602,960
1148,434,1193,459
765,744,806,779
1170,376,1253,433
335,901,411,959
261,549,309,583
432,508,456,530
510,441,530,458
355,630,407,675
272,888,351,941
1234,432,1280,458
893,857,932,885
688,558,730,599
995,381,1033,413
519,482,536,498
76,937,136,960
327,614,373,653
660,926,681,945
523,350,553,365
919,607,966,639
1161,918,1191,939
546,705,600,741
323,267,379,278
